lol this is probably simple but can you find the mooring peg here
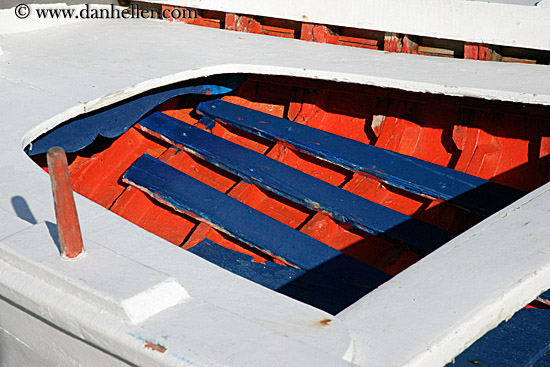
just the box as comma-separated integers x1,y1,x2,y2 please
46,146,84,259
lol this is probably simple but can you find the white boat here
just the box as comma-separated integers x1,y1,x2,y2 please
1,1,550,366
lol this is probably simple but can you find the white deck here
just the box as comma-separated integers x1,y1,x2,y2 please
148,0,550,51
1,12,550,367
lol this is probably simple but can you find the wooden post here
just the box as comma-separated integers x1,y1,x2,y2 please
47,146,84,259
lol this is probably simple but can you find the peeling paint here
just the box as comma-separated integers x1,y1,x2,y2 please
144,341,167,353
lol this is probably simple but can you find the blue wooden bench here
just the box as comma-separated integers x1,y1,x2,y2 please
448,308,550,367
136,111,454,254
123,153,391,289
189,239,374,314
196,99,525,217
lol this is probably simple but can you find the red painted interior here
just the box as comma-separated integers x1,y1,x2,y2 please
159,5,548,65
69,127,168,208
31,74,550,280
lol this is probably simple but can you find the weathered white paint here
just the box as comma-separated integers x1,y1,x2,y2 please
0,3,104,35
145,0,550,51
120,279,189,324
0,296,133,367
0,18,356,366
0,222,190,324
0,15,549,367
339,182,550,366
0,18,547,150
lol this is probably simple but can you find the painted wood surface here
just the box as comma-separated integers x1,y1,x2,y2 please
448,308,550,367
46,147,84,259
197,99,525,217
123,153,391,288
138,111,454,253
0,223,352,367
27,75,245,156
2,18,550,367
140,0,550,51
189,239,378,314
14,16,550,155
338,182,550,367
188,239,307,290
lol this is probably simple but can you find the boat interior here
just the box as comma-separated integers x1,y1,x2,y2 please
26,72,550,314
0,1,549,365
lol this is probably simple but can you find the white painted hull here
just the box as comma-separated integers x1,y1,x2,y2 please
0,2,549,366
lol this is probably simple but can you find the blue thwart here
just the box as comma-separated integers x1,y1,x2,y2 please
137,110,454,253
197,99,525,217
123,154,391,290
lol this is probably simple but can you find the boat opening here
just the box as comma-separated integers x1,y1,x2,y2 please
26,73,550,314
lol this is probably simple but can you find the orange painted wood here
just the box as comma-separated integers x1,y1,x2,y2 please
111,186,197,245
401,35,419,54
290,89,377,145
384,33,402,52
342,173,481,234
300,24,339,44
227,181,313,228
453,111,550,191
301,24,379,49
375,100,458,166
161,147,239,193
161,6,223,28
464,42,501,61
156,94,274,155
225,14,298,38
300,213,421,276
183,222,276,264
47,147,84,259
464,42,479,59
259,18,299,38
338,28,380,49
225,14,262,34
144,109,454,252
222,79,293,118
69,127,168,208
267,143,350,186
156,82,277,156
110,145,238,245
357,100,483,232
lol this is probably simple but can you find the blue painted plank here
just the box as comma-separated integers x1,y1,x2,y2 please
188,239,371,314
196,99,525,216
27,75,246,156
137,111,454,253
123,154,391,288
188,238,306,290
448,309,550,367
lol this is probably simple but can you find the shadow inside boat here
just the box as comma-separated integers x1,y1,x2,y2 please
275,254,391,315
270,160,547,315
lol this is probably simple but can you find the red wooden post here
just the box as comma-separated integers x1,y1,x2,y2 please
47,146,84,259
